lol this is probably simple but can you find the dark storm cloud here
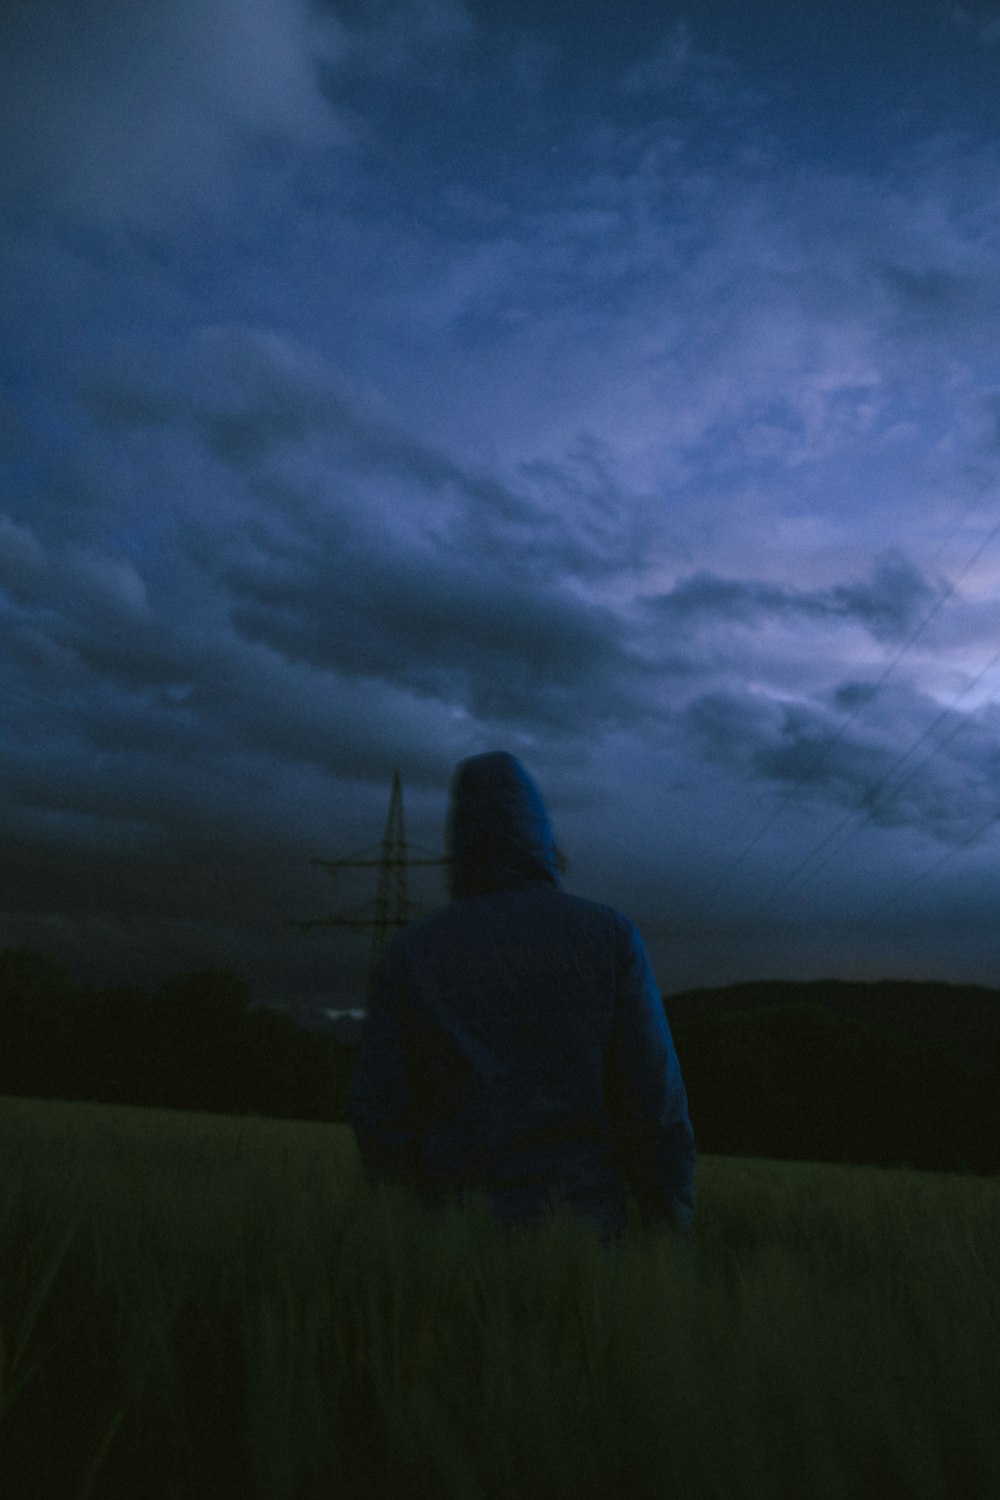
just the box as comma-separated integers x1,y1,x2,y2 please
0,391,28,455
644,551,942,644
224,527,643,730
81,327,686,582
0,513,44,604
620,16,763,120
0,512,150,638
318,0,474,73
951,4,1000,46
680,679,1000,844
76,326,668,734
0,0,480,236
0,0,346,229
81,327,536,524
831,553,943,642
0,505,470,796
516,434,690,580
873,257,1000,346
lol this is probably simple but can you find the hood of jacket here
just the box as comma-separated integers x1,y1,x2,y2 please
447,751,561,899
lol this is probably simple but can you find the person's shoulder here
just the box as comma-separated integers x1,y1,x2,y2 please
535,885,641,938
558,892,652,962
547,887,623,920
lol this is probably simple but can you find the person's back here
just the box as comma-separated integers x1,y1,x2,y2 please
349,751,696,1251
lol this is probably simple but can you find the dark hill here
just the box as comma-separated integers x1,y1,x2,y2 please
666,978,1000,1074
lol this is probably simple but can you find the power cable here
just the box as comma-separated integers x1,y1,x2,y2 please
677,495,1000,992
726,639,1000,930
687,502,1000,926
854,805,1000,935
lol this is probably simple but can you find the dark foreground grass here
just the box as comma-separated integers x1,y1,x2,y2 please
1,1093,998,1499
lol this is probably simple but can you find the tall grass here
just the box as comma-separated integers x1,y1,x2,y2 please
1,1092,998,1499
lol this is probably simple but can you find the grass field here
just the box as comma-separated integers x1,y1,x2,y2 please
1,1092,998,1499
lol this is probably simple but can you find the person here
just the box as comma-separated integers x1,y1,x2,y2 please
349,750,695,1255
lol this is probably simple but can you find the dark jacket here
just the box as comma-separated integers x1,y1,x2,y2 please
348,751,695,1248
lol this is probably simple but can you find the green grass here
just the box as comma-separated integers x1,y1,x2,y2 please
1,1093,998,1499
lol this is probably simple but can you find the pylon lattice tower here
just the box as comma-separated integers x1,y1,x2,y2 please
290,771,449,1005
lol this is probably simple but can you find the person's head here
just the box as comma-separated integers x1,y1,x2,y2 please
447,751,564,899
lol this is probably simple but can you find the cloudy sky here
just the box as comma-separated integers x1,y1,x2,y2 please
4,0,1000,1009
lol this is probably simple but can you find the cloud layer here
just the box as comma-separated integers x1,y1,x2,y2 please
3,0,1000,1000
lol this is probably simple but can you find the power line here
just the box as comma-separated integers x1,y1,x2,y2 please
676,499,1000,992
845,806,1000,953
688,503,1000,927
726,640,1000,931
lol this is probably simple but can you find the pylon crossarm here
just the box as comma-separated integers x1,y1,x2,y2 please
286,917,372,932
311,856,446,869
338,895,380,917
409,843,451,860
312,857,382,871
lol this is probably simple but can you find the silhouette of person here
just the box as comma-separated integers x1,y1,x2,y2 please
349,750,695,1254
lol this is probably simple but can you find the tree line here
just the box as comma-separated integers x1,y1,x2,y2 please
2,945,998,1176
0,947,357,1122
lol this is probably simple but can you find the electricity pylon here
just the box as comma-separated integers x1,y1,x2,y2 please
289,770,449,1006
